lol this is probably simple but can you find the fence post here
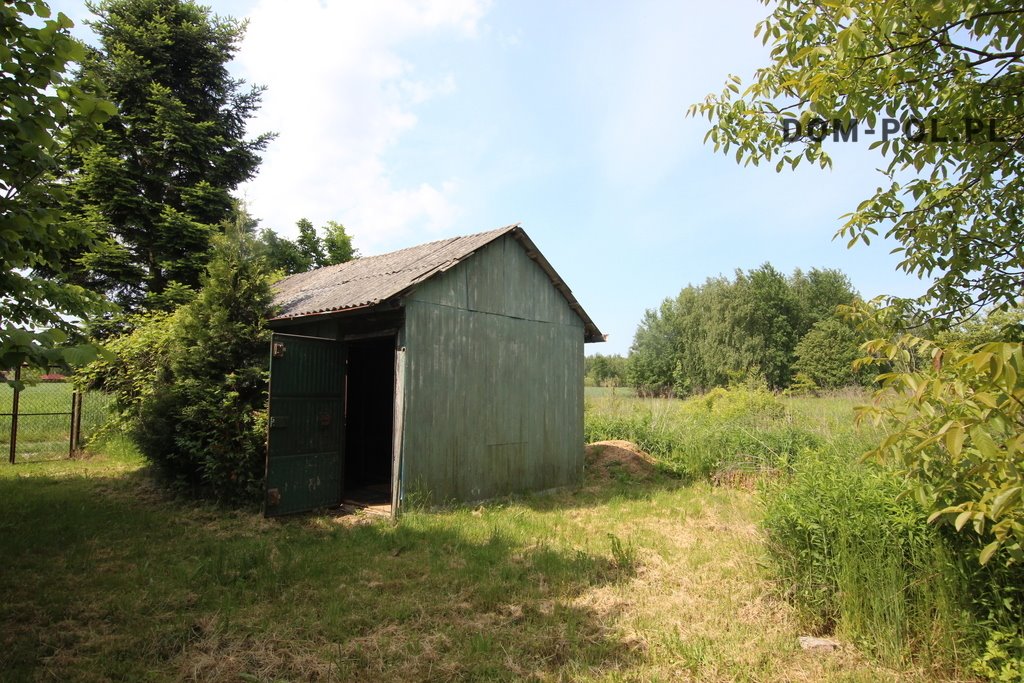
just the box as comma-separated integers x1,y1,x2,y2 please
9,365,20,464
69,391,80,458
74,390,83,455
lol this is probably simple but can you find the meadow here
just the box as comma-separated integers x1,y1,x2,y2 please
0,392,984,681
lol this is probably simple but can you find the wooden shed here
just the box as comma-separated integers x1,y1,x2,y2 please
263,224,604,516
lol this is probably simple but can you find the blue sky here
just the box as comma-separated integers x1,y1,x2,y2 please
51,0,927,355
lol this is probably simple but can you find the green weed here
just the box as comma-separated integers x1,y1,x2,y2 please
760,447,973,671
607,532,638,578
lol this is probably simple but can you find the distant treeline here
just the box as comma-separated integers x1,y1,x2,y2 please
622,264,869,395
584,354,628,387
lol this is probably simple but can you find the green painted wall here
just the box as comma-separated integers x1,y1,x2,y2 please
400,234,585,503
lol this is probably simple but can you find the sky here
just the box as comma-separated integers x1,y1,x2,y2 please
51,0,928,355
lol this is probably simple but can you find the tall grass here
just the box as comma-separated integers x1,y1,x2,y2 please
585,387,828,481
760,448,972,670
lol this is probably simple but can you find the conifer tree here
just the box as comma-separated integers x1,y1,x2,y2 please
64,0,272,314
133,215,274,501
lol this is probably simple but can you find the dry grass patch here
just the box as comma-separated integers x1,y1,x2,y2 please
585,440,659,483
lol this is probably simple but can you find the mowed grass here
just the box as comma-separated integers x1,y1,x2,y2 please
0,405,937,682
0,383,112,460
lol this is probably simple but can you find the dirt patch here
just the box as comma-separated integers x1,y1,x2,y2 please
585,440,658,482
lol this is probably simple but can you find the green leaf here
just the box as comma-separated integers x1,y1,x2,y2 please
979,541,999,565
954,509,972,531
991,487,1021,519
944,423,965,458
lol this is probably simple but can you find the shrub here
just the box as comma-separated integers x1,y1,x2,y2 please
77,310,178,422
858,337,1023,569
83,220,273,504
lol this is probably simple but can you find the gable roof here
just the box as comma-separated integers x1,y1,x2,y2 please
270,223,605,343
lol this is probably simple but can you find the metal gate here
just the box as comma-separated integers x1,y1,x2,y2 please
0,366,96,463
264,333,347,516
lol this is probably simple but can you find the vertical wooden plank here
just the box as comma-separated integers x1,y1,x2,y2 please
401,233,589,503
390,346,406,517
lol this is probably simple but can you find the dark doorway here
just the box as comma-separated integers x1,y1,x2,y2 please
343,335,396,509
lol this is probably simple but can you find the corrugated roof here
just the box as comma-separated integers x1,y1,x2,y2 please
270,224,605,343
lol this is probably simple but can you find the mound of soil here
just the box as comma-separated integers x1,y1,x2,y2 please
585,440,658,481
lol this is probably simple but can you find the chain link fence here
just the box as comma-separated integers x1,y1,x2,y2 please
0,367,113,463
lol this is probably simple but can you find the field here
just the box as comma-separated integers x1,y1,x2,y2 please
583,385,637,399
0,395,968,681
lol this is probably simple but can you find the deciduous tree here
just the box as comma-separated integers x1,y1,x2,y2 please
627,264,859,394
322,220,358,265
0,0,114,371
793,317,868,388
257,219,360,276
690,0,1023,320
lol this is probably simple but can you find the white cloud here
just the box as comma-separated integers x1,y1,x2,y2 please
235,0,487,251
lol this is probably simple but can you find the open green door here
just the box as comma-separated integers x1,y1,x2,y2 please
265,333,346,516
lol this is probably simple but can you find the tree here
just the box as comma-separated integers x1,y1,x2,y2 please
690,0,1023,321
627,264,857,394
792,317,869,388
257,219,359,276
585,354,627,386
295,218,325,269
322,220,358,265
790,268,859,335
733,264,802,389
62,0,272,314
88,214,275,502
0,0,115,372
257,227,308,275
627,304,679,396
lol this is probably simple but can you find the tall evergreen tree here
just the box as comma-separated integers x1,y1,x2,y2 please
63,0,272,314
80,205,274,503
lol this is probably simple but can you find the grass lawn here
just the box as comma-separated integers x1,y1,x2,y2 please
0,383,112,461
0,430,940,682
